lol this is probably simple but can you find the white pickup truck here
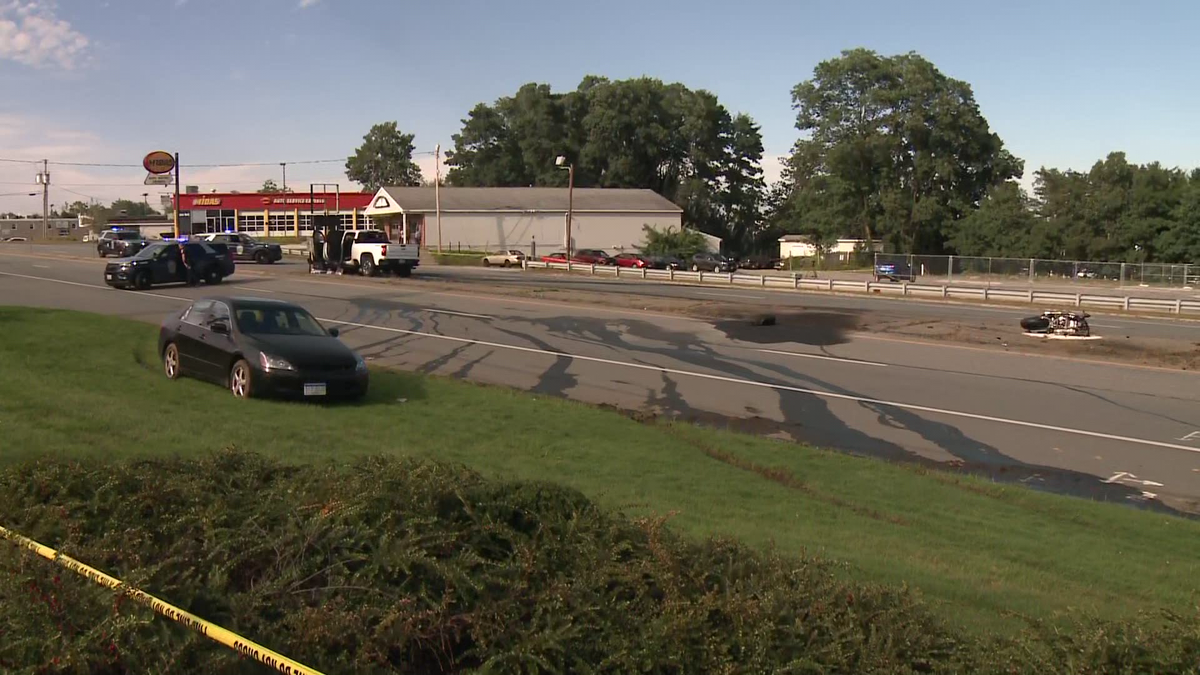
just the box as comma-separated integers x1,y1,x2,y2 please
338,229,419,277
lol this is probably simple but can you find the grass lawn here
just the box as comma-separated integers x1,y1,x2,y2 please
1,305,1197,635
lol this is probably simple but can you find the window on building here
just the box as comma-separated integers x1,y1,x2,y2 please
238,214,265,233
268,213,293,235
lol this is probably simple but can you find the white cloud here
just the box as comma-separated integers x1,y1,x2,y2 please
298,0,320,7
0,1,89,70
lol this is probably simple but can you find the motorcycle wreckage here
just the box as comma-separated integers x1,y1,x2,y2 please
1019,310,1093,338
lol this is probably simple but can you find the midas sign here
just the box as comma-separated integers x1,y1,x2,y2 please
143,151,175,175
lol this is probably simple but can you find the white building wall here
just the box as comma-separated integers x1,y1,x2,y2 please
432,211,682,254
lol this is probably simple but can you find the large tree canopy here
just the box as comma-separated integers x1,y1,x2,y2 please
775,49,1022,254
445,77,767,254
345,122,424,192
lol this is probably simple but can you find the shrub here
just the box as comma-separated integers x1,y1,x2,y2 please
0,450,968,674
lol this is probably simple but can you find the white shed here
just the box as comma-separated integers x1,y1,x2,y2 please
364,186,688,255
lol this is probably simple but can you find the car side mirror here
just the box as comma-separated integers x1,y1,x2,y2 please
328,327,340,338
210,321,229,335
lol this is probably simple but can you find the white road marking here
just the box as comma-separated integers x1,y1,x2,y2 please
321,317,1200,456
0,271,187,303
1179,431,1200,442
755,349,887,368
8,268,1200,458
696,291,766,300
32,264,49,269
1102,471,1165,487
419,307,492,319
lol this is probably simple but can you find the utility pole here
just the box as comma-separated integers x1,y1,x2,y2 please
37,159,49,240
280,163,287,191
434,144,442,254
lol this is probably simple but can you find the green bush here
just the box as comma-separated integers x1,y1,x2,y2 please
1,451,1197,674
0,450,967,674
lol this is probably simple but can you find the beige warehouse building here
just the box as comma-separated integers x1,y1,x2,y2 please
364,186,693,255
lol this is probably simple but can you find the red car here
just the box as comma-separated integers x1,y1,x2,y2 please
613,253,652,268
540,251,568,263
571,249,616,265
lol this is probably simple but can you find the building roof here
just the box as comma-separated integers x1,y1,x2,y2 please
778,234,813,243
369,187,683,214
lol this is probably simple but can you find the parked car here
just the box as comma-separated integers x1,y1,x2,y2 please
690,252,735,272
572,249,616,265
158,297,368,401
2,236,28,243
613,252,653,268
648,254,685,270
336,229,419,277
104,241,235,290
540,251,568,263
96,230,150,258
197,232,283,264
874,259,916,282
481,249,525,267
740,255,783,270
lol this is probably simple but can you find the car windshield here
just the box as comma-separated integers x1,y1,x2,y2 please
234,304,328,337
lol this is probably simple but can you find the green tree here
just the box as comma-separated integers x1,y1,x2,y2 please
345,122,424,192
445,76,766,255
947,182,1034,257
638,225,709,258
779,49,1022,254
258,179,290,193
109,199,159,218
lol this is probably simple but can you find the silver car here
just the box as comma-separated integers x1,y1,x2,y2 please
481,249,525,267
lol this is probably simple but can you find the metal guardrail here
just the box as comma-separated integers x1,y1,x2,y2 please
522,261,1200,316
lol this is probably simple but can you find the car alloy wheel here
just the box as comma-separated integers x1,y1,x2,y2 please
255,250,268,264
230,360,252,399
163,343,180,379
133,271,151,290
204,268,222,285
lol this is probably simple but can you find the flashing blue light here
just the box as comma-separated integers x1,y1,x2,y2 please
110,226,121,231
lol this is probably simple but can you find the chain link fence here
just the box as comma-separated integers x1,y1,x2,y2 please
874,253,1197,289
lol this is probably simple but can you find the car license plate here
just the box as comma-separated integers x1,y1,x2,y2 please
105,273,112,280
303,383,327,396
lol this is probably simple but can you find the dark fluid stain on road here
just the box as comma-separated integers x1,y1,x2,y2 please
714,310,861,346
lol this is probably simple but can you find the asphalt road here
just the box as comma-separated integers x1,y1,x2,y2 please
4,245,1200,513
424,265,1200,342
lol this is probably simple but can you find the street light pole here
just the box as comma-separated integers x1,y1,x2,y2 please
555,155,573,259
280,163,287,191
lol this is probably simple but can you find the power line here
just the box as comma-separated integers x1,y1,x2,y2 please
54,185,100,200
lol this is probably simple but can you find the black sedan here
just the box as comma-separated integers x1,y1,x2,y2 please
105,241,235,290
158,297,368,401
200,233,283,264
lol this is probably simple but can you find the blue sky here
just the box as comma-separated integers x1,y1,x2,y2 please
1,0,1197,213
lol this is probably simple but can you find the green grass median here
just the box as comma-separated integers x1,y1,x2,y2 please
0,305,1197,637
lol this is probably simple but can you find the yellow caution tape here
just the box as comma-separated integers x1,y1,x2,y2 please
0,524,327,675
